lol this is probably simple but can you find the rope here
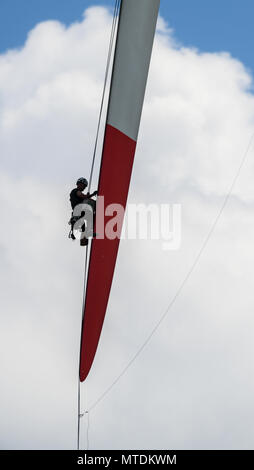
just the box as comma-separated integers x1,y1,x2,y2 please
86,131,254,414
88,0,121,193
77,244,89,450
86,411,90,451
77,0,121,450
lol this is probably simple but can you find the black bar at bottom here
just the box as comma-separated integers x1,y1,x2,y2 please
0,450,252,467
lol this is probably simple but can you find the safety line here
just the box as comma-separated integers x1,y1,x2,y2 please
77,0,121,450
77,244,89,450
88,0,121,193
87,131,254,414
86,411,90,451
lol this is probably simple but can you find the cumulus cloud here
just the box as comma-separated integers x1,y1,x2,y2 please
1,6,254,450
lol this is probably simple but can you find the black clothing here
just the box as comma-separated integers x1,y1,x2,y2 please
70,188,84,210
68,188,97,241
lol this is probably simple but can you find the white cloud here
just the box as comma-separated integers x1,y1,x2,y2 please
1,6,254,450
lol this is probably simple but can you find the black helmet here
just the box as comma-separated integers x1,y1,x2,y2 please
76,177,88,187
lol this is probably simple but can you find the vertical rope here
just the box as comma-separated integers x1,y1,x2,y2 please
77,0,121,450
85,411,90,450
88,0,121,193
77,244,89,450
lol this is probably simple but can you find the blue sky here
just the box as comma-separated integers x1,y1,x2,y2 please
0,0,254,75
